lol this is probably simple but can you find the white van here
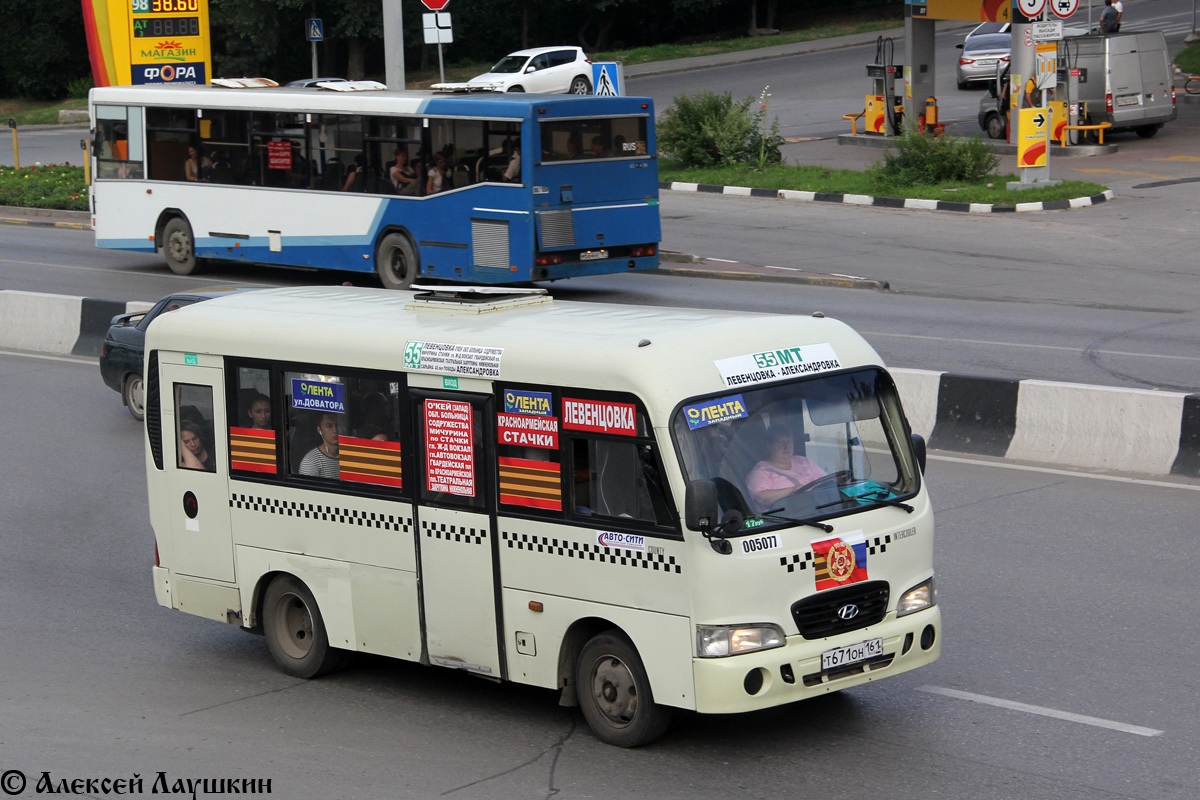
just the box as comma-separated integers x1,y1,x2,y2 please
1060,30,1177,137
144,286,941,746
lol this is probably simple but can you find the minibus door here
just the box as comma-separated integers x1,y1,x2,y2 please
160,363,235,583
413,391,503,678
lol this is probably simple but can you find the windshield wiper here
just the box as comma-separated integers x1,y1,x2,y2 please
758,508,833,533
818,490,914,513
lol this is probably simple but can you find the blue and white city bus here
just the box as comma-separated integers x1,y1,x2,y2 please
88,82,660,288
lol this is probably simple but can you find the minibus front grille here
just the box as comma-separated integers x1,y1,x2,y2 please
537,209,575,248
790,581,889,640
471,219,510,269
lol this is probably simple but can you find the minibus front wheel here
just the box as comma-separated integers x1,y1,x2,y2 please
375,231,418,290
263,575,347,679
576,631,671,747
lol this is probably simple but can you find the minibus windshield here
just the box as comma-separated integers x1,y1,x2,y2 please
671,368,919,527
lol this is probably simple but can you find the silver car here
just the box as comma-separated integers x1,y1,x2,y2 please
956,33,1010,90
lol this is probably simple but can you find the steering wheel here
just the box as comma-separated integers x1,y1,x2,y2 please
792,471,849,496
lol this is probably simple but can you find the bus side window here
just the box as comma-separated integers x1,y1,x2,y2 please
340,377,405,491
285,371,347,481
228,366,278,475
570,438,672,526
175,384,216,472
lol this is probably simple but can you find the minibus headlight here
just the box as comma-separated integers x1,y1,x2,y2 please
897,578,935,617
696,624,785,658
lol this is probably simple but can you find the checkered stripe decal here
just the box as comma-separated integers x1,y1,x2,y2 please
422,520,486,545
501,531,681,574
779,535,891,572
229,493,411,532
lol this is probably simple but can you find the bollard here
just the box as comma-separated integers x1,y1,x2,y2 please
8,118,17,169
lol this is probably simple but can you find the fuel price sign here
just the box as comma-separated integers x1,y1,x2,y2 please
128,0,212,84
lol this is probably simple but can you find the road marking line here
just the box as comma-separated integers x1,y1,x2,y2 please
0,349,95,365
918,686,1164,737
929,453,1200,492
1147,156,1200,162
864,330,1200,364
1070,168,1171,179
705,258,740,263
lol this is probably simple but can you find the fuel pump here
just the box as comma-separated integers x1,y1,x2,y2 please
1060,37,1086,145
865,37,903,136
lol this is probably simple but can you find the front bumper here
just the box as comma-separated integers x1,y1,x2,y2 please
691,605,941,714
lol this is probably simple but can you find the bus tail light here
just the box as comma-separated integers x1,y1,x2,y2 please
1172,87,1176,106
630,245,656,258
1106,92,1113,113
536,254,562,266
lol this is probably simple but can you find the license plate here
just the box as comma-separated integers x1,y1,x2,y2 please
978,59,997,65
580,249,608,261
821,638,883,671
1116,95,1140,107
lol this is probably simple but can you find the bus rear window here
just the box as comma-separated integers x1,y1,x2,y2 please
540,116,649,162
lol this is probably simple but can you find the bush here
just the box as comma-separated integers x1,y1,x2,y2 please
0,164,88,211
868,125,999,189
657,89,785,169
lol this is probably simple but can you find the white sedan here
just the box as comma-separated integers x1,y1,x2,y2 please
433,46,593,94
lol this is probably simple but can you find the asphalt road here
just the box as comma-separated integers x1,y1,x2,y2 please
6,198,1200,392
3,352,1198,799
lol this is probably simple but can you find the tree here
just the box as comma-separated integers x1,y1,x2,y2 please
0,0,89,99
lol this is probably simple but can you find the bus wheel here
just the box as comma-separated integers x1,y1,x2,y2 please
569,76,591,95
576,632,671,747
162,217,200,276
263,575,346,679
123,373,145,422
375,232,418,290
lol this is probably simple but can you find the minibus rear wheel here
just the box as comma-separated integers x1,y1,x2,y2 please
576,631,671,747
263,575,346,679
375,232,418,290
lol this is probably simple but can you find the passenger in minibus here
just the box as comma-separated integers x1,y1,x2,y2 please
298,412,341,478
745,424,825,513
245,393,271,430
179,420,215,472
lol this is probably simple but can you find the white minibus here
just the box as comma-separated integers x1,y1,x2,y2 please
145,286,940,746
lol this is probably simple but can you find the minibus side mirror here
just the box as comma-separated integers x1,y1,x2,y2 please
685,480,719,532
911,433,927,474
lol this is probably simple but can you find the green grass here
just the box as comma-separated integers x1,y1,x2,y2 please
659,160,1109,207
408,13,902,88
591,16,902,68
0,98,87,127
0,164,88,210
1175,42,1200,76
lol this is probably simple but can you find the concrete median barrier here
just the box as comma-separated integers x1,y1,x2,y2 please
1,290,1197,478
0,290,148,357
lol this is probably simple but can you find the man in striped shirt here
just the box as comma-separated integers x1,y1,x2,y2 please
299,412,341,479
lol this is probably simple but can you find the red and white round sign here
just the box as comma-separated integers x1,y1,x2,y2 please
420,0,450,10
1050,0,1080,19
1018,0,1047,18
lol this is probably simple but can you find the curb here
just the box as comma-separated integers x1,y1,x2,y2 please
660,181,1116,214
2,289,1196,479
0,205,91,230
